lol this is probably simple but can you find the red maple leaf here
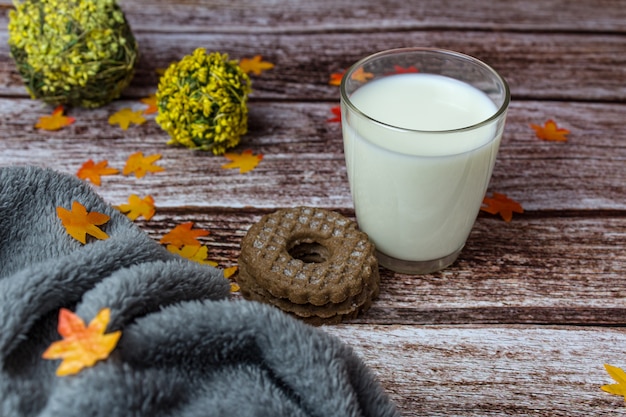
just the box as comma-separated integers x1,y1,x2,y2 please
388,65,419,74
327,106,341,123
329,70,345,86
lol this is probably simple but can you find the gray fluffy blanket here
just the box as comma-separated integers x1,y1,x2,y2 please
0,166,399,417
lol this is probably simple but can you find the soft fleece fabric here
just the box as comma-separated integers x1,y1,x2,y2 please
0,166,399,417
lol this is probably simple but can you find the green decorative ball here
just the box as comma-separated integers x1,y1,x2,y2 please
156,48,252,155
8,0,138,108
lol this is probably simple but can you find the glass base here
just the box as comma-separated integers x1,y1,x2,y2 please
376,246,463,274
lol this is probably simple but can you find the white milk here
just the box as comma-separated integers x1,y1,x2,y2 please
342,73,504,261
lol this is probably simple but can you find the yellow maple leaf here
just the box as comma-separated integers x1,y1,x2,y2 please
108,108,147,130
160,222,210,248
115,194,156,221
530,119,570,142
56,201,110,244
239,55,275,75
35,105,75,131
42,308,121,376
224,265,238,279
140,94,158,115
76,159,119,186
601,364,626,402
221,149,263,174
230,282,241,292
122,152,164,178
167,244,218,266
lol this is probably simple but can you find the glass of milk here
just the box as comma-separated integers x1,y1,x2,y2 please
340,48,510,274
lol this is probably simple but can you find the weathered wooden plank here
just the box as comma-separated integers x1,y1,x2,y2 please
0,31,625,101
2,0,625,34
1,99,624,211
132,209,626,325
323,324,626,416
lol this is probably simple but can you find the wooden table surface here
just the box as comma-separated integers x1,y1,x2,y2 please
1,1,625,415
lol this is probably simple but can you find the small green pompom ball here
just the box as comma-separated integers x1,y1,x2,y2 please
156,48,252,155
8,0,138,108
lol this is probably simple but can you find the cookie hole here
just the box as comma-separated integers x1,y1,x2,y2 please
288,241,330,264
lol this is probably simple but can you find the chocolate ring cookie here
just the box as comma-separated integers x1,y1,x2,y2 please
237,207,379,325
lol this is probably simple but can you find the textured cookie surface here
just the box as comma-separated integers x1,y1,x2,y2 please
237,207,379,324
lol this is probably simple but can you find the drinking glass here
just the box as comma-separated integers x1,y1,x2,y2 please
340,47,510,274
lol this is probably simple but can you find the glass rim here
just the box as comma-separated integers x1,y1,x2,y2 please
339,47,511,134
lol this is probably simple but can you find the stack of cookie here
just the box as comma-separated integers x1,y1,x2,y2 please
237,207,380,325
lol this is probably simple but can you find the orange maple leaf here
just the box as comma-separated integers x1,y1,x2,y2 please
327,106,341,123
481,192,524,222
108,108,147,130
239,55,275,75
329,70,345,86
56,201,110,244
76,160,119,186
140,94,158,115
122,152,164,178
167,244,217,266
160,222,210,248
530,119,570,142
115,194,156,221
351,67,374,82
42,308,121,376
221,149,263,174
35,105,75,131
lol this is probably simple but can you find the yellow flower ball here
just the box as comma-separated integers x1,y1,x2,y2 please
8,0,138,108
156,49,252,155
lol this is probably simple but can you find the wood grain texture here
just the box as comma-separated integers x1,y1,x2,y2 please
323,325,626,416
2,0,626,33
124,209,626,325
0,31,625,101
1,99,624,211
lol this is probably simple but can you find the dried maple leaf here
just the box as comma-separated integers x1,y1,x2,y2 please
601,364,626,402
327,106,341,123
167,244,217,266
57,201,110,244
108,108,147,130
351,67,374,82
35,105,75,131
239,55,275,75
76,159,119,186
481,192,524,222
221,149,263,174
329,70,345,86
140,94,158,115
122,152,164,178
42,308,121,376
160,222,210,248
115,194,156,221
530,119,570,142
